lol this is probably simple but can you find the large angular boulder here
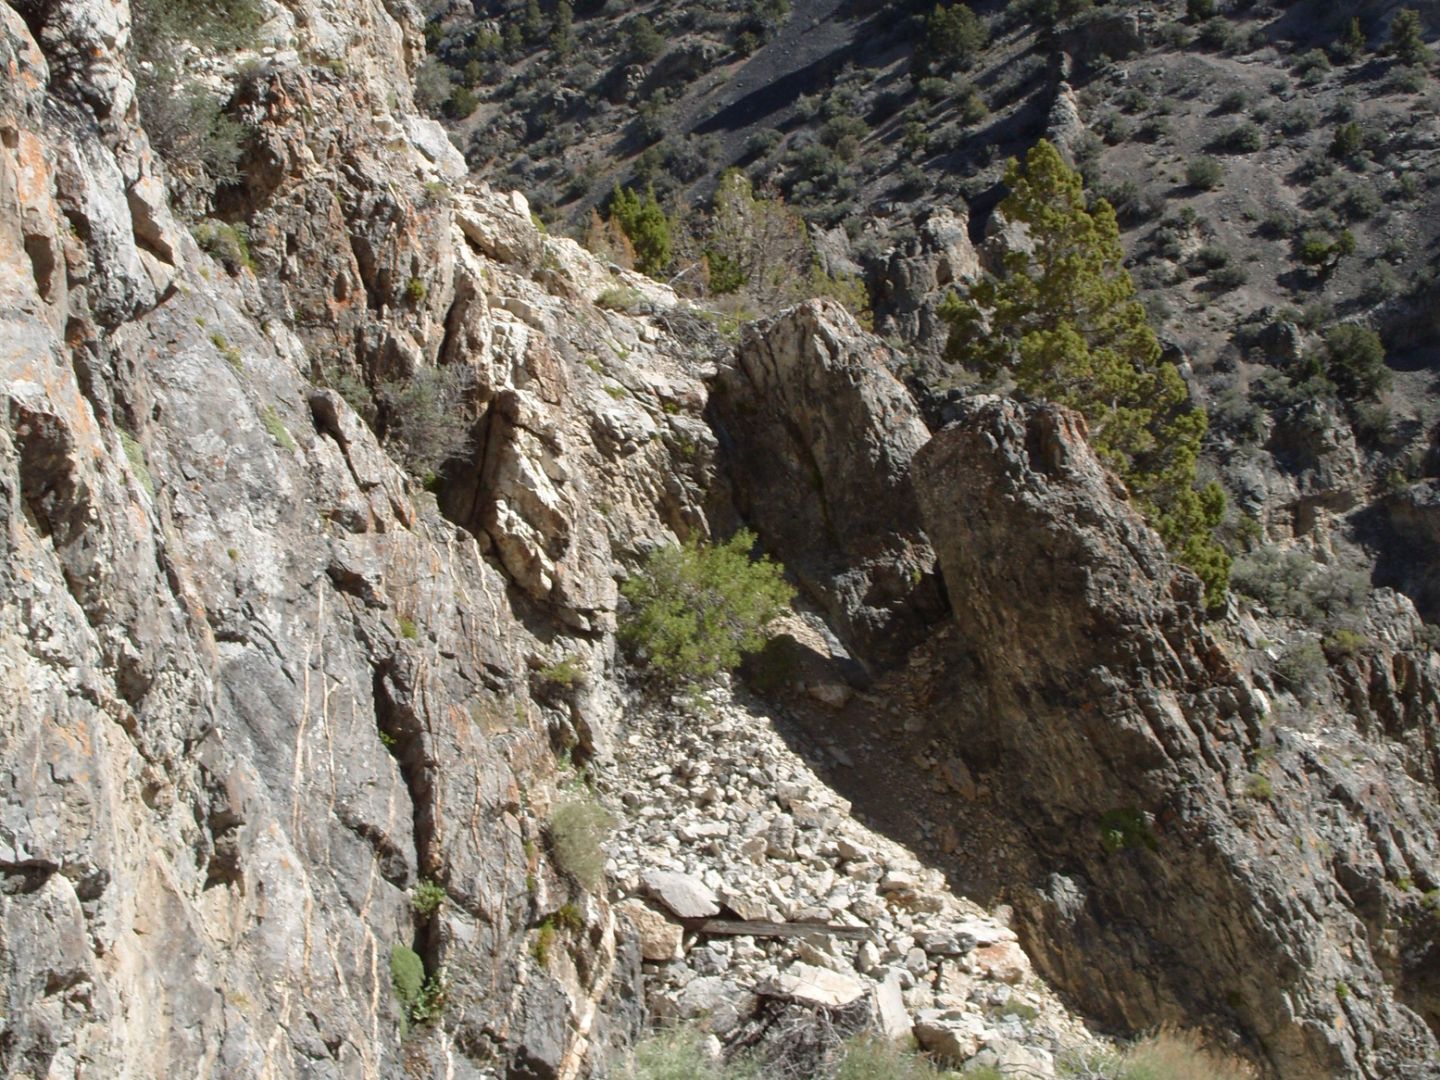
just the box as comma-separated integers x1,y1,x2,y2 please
712,299,942,670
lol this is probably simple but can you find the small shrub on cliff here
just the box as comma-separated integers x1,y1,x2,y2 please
193,220,254,273
1275,639,1328,701
620,530,794,690
410,879,446,918
389,943,446,1030
547,793,616,892
377,366,474,478
130,0,261,213
538,654,586,690
389,943,424,1013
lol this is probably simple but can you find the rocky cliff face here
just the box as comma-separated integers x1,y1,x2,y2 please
711,299,943,671
3,1,1440,1079
907,400,1440,1078
0,0,715,1074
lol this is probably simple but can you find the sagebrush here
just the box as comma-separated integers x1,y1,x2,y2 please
547,792,616,892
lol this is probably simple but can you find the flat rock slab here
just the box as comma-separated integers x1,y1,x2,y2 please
872,969,911,1043
615,898,683,961
640,869,720,919
973,941,1030,985
760,961,868,1008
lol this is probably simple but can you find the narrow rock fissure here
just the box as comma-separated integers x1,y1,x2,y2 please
371,660,442,975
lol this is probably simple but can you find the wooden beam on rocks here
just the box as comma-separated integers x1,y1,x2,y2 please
680,917,873,942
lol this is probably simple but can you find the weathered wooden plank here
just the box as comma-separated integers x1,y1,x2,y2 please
681,917,872,941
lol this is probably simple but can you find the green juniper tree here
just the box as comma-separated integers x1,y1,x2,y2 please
608,185,672,277
1334,16,1366,62
916,3,987,74
939,140,1229,608
1389,8,1430,67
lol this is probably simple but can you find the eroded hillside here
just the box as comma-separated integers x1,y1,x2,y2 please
2,1,1439,1079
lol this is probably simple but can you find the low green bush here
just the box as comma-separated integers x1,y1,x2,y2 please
1186,156,1223,190
1275,639,1328,701
547,793,616,892
1324,325,1390,401
1217,123,1263,153
389,943,424,1012
620,530,794,689
411,879,446,918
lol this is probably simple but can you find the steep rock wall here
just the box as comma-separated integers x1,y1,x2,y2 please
0,0,718,1074
909,398,1440,1079
711,299,943,671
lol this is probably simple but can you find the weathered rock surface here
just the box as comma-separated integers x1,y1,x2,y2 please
0,0,715,1074
711,299,943,670
874,207,981,359
908,398,1440,1079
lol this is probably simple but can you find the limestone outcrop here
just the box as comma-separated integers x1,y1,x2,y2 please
0,0,714,1073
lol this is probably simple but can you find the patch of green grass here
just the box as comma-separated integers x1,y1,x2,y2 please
554,902,583,933
210,332,243,372
539,654,585,689
398,616,418,640
532,920,556,965
262,406,297,451
119,430,155,497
